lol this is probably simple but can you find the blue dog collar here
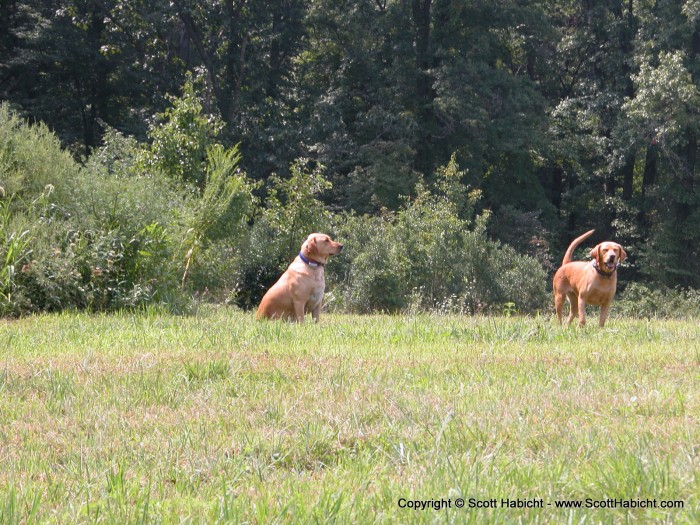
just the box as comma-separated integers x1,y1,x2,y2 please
299,252,324,268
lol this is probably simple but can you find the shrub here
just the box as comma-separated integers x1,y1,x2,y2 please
488,204,555,273
0,103,77,203
463,238,550,314
0,198,34,316
0,112,189,315
1,94,260,315
330,182,549,314
20,224,178,312
132,76,258,296
180,143,258,291
18,129,187,313
1,103,552,317
0,104,81,315
615,282,700,318
136,73,223,191
326,212,404,313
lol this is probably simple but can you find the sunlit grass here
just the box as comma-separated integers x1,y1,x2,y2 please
0,309,698,523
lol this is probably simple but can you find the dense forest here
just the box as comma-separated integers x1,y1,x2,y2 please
2,0,700,316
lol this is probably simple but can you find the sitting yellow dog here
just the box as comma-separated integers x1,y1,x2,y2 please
256,233,343,322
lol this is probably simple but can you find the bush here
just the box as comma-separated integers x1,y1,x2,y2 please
19,224,179,312
1,104,552,317
1,96,262,315
0,104,81,315
0,197,35,316
180,143,257,291
326,213,405,312
329,183,549,314
615,282,700,318
16,128,187,313
0,103,77,203
0,111,190,315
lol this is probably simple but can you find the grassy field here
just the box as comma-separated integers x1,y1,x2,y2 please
0,309,698,524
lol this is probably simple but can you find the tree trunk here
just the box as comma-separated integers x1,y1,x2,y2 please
175,0,247,126
674,25,700,224
411,0,433,175
638,143,657,234
641,144,657,197
621,156,634,200
267,9,283,98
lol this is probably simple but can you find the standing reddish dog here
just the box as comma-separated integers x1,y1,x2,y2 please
256,233,343,322
553,229,627,327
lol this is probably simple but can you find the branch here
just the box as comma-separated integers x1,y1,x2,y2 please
172,1,227,116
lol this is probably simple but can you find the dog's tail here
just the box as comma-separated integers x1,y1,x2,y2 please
562,229,595,265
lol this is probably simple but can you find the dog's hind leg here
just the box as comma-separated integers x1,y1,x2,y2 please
567,292,578,326
554,290,566,324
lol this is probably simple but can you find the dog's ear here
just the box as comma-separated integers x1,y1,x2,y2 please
306,236,318,256
589,244,601,261
618,245,627,263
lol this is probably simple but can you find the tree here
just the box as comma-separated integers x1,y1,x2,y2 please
138,74,223,191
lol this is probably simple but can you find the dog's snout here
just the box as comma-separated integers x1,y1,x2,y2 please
337,244,344,252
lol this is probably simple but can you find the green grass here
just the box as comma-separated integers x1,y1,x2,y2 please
0,309,698,524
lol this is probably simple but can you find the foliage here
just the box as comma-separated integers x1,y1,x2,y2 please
330,161,548,314
21,223,177,312
19,134,187,313
616,50,700,288
487,205,555,272
181,143,257,290
7,0,700,311
327,212,403,313
137,73,224,191
615,282,700,318
0,108,190,315
622,51,700,149
0,198,33,316
2,2,700,296
0,107,579,317
261,158,333,258
0,103,77,203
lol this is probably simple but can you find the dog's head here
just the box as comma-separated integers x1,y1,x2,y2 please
302,233,344,263
590,241,627,274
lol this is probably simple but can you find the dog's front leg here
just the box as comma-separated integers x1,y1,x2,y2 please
312,302,322,323
293,300,306,323
599,303,610,327
577,297,587,327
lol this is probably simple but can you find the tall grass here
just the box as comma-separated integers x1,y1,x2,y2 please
0,309,697,523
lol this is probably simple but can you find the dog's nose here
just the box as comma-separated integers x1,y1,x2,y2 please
338,244,344,252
